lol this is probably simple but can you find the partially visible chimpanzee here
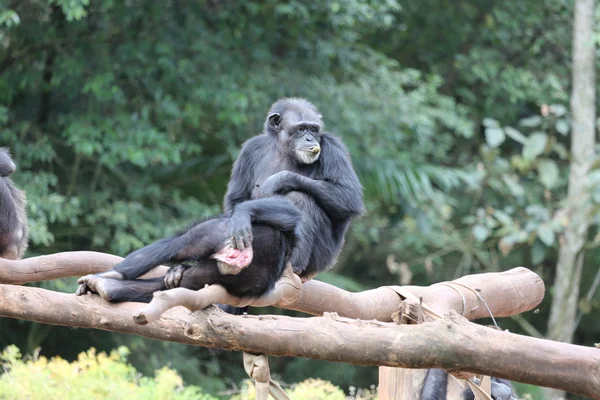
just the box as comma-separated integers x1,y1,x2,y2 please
420,368,516,399
0,148,28,260
76,98,364,303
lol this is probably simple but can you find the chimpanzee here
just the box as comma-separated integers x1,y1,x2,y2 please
420,367,517,399
222,97,364,281
76,98,364,303
0,148,28,260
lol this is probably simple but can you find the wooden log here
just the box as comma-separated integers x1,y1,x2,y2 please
0,253,544,322
0,284,597,398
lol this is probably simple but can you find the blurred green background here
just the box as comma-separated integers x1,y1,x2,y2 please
0,1,597,398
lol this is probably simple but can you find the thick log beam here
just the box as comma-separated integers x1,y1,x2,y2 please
0,251,166,284
0,252,544,322
0,284,597,399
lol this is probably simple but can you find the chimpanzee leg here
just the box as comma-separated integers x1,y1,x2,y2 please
76,218,229,298
117,218,229,280
78,261,226,304
177,260,222,290
76,276,166,303
120,197,300,281
227,197,302,250
165,196,304,287
287,220,312,277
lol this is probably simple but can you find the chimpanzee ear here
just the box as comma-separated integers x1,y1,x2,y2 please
268,113,282,130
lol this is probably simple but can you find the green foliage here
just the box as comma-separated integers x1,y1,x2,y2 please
0,345,216,400
49,0,89,21
512,382,547,400
0,0,598,397
465,107,573,260
232,378,376,400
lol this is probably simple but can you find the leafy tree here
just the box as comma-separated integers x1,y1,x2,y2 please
0,1,598,398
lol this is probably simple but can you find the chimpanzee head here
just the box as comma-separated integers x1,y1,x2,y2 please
0,148,16,178
265,98,324,164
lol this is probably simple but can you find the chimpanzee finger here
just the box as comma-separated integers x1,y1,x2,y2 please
236,234,245,250
230,235,239,250
165,267,183,289
232,231,245,250
164,273,172,289
243,229,253,249
174,270,183,287
165,274,174,289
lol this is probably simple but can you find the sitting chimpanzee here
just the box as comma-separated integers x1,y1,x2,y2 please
0,148,28,260
76,97,364,302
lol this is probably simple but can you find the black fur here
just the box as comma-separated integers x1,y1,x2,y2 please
75,98,364,304
0,148,28,260
76,197,301,302
224,98,364,279
421,369,448,400
420,368,517,400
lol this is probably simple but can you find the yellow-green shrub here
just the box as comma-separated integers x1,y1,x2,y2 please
232,378,377,400
0,345,215,400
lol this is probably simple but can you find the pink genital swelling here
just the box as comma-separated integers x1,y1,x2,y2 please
210,244,253,275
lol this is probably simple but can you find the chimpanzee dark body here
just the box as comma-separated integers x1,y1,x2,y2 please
420,368,516,400
224,123,364,280
76,197,302,303
0,148,28,260
76,98,364,304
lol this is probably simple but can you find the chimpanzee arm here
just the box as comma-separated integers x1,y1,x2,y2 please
260,134,364,221
223,136,269,214
228,196,303,250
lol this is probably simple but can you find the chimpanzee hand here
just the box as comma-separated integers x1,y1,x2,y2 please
228,211,252,250
462,377,517,400
164,265,186,289
260,171,296,197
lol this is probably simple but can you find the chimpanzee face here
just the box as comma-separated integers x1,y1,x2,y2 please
266,99,323,164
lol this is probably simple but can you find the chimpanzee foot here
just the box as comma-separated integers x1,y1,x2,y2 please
164,265,186,289
76,269,124,296
76,274,121,302
210,240,253,275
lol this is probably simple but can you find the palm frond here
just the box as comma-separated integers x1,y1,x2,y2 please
357,157,479,205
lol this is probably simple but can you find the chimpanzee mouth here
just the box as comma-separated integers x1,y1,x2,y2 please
300,146,321,154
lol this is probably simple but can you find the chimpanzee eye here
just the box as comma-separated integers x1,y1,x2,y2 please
310,126,319,134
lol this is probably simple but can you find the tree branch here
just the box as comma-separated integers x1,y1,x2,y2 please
0,283,597,398
3,252,597,397
0,251,166,284
0,252,544,322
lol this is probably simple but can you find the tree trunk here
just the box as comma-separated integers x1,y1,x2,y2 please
546,0,596,398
